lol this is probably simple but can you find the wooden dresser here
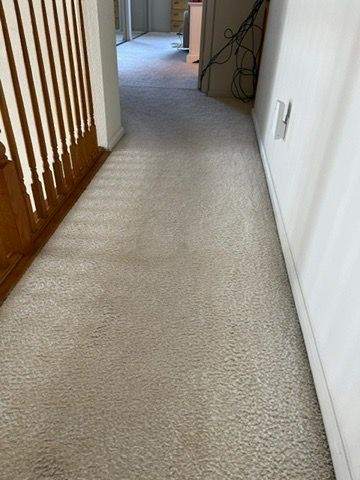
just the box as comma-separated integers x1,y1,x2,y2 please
171,0,188,32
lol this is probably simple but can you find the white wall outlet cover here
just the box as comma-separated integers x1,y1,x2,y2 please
274,100,288,140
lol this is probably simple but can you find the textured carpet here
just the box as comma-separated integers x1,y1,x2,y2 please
117,32,199,90
0,34,334,479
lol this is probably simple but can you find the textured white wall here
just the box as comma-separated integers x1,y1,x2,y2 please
85,0,123,149
253,2,360,479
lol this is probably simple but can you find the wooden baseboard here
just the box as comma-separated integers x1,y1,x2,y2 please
0,149,110,305
251,110,353,480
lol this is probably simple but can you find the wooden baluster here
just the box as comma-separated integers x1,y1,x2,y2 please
0,0,47,219
62,0,86,173
13,0,57,208
0,81,34,243
78,0,99,158
70,0,90,163
41,0,74,191
27,0,65,197
51,0,82,178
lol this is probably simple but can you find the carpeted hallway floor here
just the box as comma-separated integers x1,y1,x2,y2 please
0,33,334,479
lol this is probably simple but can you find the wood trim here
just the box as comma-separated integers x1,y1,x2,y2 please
0,149,110,304
0,236,10,271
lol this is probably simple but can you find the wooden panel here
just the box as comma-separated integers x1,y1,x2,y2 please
0,236,10,271
0,81,35,241
0,142,23,277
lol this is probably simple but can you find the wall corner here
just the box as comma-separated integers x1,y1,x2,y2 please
84,0,123,150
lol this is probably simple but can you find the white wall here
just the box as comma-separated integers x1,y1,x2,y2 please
253,2,360,479
149,0,171,32
131,0,148,32
85,0,123,149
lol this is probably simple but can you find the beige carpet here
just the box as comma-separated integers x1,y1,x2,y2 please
0,34,334,479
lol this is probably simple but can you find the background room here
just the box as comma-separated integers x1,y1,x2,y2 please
113,0,203,91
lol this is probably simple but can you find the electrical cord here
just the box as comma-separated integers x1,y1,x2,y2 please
200,0,266,102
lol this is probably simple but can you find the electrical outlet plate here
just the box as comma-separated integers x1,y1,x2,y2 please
274,100,291,140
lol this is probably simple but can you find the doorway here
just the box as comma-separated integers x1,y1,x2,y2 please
114,0,150,46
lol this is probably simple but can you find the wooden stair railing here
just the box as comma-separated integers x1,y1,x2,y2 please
0,0,110,302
